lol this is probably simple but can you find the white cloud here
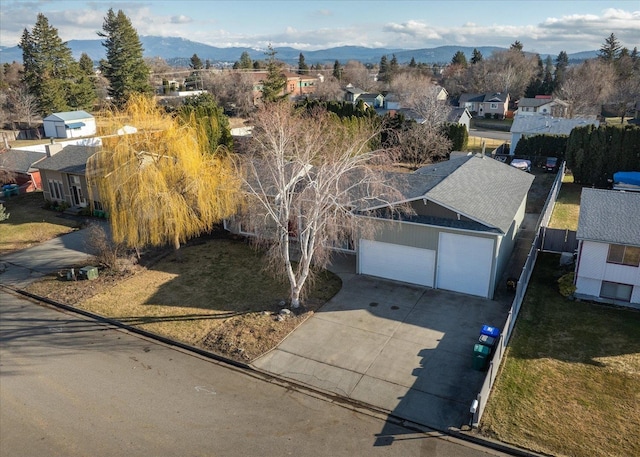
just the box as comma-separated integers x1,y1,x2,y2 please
170,15,192,25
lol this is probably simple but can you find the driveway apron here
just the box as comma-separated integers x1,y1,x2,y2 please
252,255,510,431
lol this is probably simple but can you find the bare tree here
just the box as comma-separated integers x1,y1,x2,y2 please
311,76,343,102
240,102,405,307
8,86,39,128
464,49,537,99
392,122,452,169
204,71,255,117
342,60,375,91
555,60,615,117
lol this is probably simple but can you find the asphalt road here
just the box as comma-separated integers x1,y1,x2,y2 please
0,290,508,457
468,128,511,142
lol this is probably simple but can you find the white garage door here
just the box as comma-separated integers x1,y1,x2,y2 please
359,240,435,287
437,233,494,297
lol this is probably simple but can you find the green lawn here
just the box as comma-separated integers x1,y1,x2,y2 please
480,253,640,457
548,173,584,231
0,191,80,255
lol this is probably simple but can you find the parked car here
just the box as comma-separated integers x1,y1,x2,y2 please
510,159,531,172
544,156,558,172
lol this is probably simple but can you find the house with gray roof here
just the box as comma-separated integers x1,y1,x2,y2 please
34,145,100,209
574,188,640,307
515,97,568,118
353,154,534,298
43,110,96,139
510,115,599,153
458,92,510,118
0,148,47,192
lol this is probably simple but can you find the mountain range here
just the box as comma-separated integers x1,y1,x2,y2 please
0,36,598,67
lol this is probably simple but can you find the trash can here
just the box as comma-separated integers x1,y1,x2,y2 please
478,334,497,353
481,325,500,339
2,184,18,196
79,266,99,280
472,343,490,371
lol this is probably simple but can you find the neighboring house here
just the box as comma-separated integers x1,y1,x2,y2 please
0,148,46,192
357,93,384,109
447,107,472,131
34,144,100,209
458,92,510,118
383,93,401,110
247,71,318,102
574,188,640,307
344,84,366,103
515,96,569,118
226,154,534,299
510,115,599,152
43,111,96,139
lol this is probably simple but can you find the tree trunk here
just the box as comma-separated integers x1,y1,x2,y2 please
173,235,182,261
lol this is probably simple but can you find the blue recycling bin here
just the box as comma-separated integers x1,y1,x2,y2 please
481,324,500,339
2,184,18,197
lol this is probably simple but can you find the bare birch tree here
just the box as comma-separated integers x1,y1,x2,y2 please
554,60,615,117
240,102,404,307
87,94,240,253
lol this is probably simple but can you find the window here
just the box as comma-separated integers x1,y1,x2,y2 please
490,103,498,109
600,281,633,302
47,179,64,201
607,244,640,267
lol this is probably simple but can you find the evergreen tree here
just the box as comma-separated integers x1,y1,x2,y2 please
451,51,467,67
542,55,554,94
19,13,85,114
260,45,286,103
79,53,94,75
409,57,417,68
179,92,233,153
471,48,483,64
332,60,342,80
238,51,252,69
389,54,399,82
510,41,524,52
98,8,152,107
378,55,389,83
298,52,309,75
554,51,569,88
599,33,621,62
205,59,211,69
190,53,204,70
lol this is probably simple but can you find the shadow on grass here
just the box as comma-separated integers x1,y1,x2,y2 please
508,252,640,365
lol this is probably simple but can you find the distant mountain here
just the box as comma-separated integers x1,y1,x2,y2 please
0,35,598,66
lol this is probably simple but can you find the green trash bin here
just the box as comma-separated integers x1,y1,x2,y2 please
79,266,99,280
473,343,490,371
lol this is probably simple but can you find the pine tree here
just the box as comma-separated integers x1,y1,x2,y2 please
98,8,152,107
451,51,467,67
19,13,84,115
190,54,204,70
260,45,286,103
599,33,621,62
409,57,417,68
389,54,399,82
471,48,483,64
378,55,389,83
79,53,94,75
332,60,342,80
554,51,569,88
510,41,524,52
298,53,309,75
238,51,252,69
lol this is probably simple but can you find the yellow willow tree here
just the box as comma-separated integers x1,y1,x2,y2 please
87,94,240,252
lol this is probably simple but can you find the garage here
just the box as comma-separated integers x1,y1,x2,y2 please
359,239,435,287
436,233,494,297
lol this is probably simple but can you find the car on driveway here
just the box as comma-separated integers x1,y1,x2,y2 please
544,156,558,172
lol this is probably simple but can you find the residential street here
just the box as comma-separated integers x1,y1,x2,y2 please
0,289,508,457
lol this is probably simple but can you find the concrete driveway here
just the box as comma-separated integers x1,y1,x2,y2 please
252,255,511,431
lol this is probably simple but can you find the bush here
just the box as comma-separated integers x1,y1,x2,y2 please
84,223,137,272
558,272,576,298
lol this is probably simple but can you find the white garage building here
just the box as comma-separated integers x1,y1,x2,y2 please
43,111,96,139
356,154,534,299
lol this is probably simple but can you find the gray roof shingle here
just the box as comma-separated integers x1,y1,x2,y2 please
577,188,640,246
363,155,535,234
34,145,100,175
0,149,46,173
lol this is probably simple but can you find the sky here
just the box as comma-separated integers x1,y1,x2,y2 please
1,0,639,55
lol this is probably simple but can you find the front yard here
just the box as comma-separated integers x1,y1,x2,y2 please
0,191,80,255
24,237,342,362
480,253,640,457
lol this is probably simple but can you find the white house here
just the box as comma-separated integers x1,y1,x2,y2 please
43,111,96,139
574,188,640,308
510,115,599,153
515,97,569,118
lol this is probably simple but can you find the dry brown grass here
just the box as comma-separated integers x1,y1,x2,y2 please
25,237,342,362
0,192,80,255
480,254,640,457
